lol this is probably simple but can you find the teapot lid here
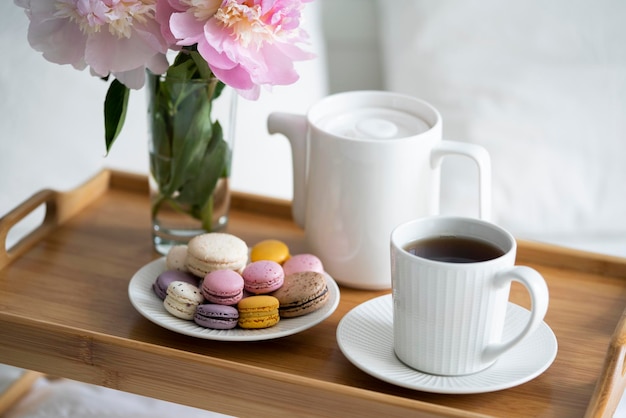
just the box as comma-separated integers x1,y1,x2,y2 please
317,107,430,140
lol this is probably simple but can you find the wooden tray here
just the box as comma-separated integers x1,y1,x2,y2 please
1,170,625,417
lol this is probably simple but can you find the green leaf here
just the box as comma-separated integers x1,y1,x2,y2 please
190,51,213,80
197,122,229,197
167,84,214,195
166,58,195,81
197,141,229,229
184,121,227,204
104,79,130,154
179,122,229,226
211,80,225,101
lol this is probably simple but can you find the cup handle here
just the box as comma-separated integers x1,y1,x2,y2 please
482,266,550,363
430,140,492,220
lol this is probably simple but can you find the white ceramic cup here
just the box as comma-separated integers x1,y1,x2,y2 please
268,91,491,289
390,216,549,376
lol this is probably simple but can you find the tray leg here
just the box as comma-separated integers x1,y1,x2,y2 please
0,370,44,415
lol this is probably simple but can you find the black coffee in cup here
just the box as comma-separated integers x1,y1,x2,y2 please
404,236,505,263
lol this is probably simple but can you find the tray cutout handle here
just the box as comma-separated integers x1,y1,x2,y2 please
0,171,111,270
586,306,626,418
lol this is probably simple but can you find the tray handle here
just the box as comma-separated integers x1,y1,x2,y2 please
586,306,626,418
0,171,111,270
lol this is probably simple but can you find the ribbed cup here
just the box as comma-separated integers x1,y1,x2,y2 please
390,216,546,376
392,255,512,375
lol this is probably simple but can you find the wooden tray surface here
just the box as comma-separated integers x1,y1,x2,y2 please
1,170,625,418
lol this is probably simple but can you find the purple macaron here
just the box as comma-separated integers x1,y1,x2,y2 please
242,260,285,294
153,270,199,300
194,304,239,329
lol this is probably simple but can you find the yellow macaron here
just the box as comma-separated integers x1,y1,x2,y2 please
237,295,280,329
250,239,290,264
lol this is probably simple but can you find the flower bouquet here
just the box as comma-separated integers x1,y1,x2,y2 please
16,0,314,252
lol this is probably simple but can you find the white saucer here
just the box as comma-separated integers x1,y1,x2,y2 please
128,258,340,341
337,294,557,394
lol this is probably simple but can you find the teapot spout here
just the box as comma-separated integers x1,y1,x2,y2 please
267,112,308,228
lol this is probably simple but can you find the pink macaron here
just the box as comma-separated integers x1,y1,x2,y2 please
242,260,285,294
282,254,324,276
201,269,245,305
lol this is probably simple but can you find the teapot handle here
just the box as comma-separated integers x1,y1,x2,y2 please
430,140,492,220
268,112,309,228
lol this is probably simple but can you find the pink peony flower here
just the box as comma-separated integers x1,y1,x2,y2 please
16,0,171,89
162,0,314,99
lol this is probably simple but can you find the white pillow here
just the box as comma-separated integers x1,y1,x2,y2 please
379,0,626,244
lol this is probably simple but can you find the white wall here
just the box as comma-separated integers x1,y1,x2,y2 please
320,0,383,93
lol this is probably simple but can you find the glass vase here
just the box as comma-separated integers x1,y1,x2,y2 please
147,72,237,254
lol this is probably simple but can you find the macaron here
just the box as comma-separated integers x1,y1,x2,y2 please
242,260,285,294
270,271,329,318
163,281,204,320
153,269,199,300
186,233,248,278
194,304,239,330
165,244,189,272
237,295,280,329
282,253,324,276
250,239,290,264
201,269,244,305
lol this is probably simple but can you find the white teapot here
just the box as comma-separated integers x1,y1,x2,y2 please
268,91,491,289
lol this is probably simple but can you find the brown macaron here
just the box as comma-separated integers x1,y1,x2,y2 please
270,271,329,317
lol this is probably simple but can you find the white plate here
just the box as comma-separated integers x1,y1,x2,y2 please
337,294,557,394
128,258,340,341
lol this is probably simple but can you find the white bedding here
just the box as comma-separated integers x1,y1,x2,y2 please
0,365,229,418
